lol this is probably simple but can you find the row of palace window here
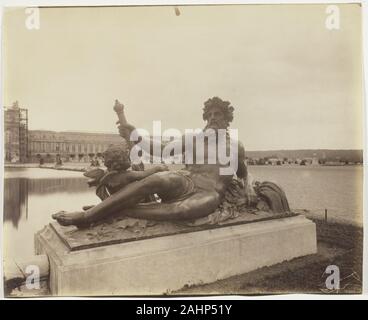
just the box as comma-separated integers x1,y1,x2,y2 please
30,141,110,154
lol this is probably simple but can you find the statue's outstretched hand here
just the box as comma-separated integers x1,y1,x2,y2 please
113,99,124,113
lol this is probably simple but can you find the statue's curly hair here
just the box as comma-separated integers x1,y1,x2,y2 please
103,141,131,171
202,97,234,127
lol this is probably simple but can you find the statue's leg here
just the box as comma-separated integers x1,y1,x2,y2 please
52,172,188,226
121,190,221,221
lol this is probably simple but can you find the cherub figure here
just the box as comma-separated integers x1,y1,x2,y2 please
84,141,167,201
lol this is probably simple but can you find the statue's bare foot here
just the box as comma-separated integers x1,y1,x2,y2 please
52,211,89,228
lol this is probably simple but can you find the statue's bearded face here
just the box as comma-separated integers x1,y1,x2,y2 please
205,106,227,130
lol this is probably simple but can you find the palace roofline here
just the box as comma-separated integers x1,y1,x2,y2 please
29,129,119,135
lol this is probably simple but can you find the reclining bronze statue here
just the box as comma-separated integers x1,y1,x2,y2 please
52,97,290,228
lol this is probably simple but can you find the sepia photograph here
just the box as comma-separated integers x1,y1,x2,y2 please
1,1,365,298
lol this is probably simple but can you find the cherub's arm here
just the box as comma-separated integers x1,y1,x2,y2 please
124,164,169,183
105,164,169,188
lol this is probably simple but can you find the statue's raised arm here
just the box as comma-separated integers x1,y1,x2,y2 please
114,100,184,157
113,100,136,142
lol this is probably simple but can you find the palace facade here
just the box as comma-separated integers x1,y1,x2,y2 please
28,130,122,163
4,102,123,163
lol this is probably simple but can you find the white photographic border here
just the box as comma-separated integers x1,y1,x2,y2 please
0,0,366,300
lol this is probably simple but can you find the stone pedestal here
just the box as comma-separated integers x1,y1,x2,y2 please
35,214,316,296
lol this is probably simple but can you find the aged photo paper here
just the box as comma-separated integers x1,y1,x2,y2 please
1,2,364,298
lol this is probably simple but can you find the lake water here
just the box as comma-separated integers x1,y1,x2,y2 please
248,165,363,225
3,165,363,260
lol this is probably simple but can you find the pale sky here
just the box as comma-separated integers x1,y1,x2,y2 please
2,4,363,150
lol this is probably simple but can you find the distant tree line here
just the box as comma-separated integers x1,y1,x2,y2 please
246,156,362,166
